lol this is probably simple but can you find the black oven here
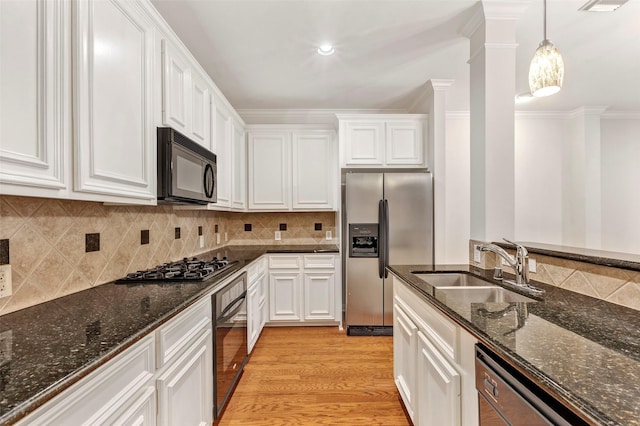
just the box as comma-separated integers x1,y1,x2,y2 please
157,127,217,205
212,272,248,419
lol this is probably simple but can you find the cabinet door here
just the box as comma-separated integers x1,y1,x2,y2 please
214,103,231,208
109,386,156,426
231,120,246,210
417,331,461,426
161,39,190,135
247,132,291,210
190,71,211,148
343,121,384,165
73,0,155,202
269,271,301,321
385,121,423,165
393,303,418,422
247,282,260,353
292,131,335,210
303,272,335,320
157,329,213,426
0,0,69,196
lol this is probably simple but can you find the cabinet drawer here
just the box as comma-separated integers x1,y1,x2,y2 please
269,255,302,269
394,279,458,361
247,255,267,282
19,335,155,426
303,254,335,269
156,297,211,368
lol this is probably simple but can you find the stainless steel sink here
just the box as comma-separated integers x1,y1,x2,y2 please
435,286,535,303
413,272,492,288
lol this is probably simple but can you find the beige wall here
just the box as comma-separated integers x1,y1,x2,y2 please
0,195,336,315
469,240,640,312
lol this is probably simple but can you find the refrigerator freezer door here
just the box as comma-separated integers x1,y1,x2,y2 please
345,172,384,327
382,172,433,324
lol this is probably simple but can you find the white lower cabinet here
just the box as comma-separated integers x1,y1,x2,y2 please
247,256,267,352
268,254,341,325
393,304,418,421
18,292,215,426
16,335,156,426
392,276,478,426
417,331,461,426
156,329,213,426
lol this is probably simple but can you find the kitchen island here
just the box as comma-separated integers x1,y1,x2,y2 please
389,264,640,426
0,244,337,425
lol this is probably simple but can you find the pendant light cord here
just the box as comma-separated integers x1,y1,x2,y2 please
543,0,547,41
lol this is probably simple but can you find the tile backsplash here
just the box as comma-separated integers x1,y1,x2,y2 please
469,240,640,312
0,195,336,315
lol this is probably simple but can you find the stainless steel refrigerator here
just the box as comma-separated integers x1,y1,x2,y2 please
342,169,434,335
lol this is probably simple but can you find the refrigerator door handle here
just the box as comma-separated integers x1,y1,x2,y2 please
378,199,385,279
384,199,389,278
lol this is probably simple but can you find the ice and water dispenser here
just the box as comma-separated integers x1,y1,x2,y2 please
348,224,379,258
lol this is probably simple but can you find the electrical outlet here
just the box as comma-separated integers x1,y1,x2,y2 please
473,245,481,263
0,265,12,298
326,231,332,240
0,330,12,364
275,231,281,241
199,235,204,248
224,232,228,242
216,234,220,245
529,258,537,273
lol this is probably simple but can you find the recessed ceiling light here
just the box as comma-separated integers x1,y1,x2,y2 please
317,44,335,56
579,0,629,12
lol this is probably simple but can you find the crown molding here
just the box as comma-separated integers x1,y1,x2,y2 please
237,108,407,125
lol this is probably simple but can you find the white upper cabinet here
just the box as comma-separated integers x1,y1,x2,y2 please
338,114,427,167
231,119,246,211
73,0,157,202
386,120,424,165
292,130,336,210
0,0,70,197
189,70,211,148
161,39,212,150
214,101,232,208
247,126,337,211
341,121,385,165
247,130,291,210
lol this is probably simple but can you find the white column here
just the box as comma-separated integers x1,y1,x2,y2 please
563,107,606,249
462,1,529,243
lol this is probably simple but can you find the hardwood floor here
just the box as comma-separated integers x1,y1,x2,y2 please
218,326,410,425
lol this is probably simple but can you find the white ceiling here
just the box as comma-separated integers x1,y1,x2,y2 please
151,0,640,114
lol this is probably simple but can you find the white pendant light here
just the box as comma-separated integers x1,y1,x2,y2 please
528,0,564,97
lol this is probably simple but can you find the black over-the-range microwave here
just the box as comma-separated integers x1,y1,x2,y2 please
157,127,217,205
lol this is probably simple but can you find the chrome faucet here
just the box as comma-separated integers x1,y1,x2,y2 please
478,239,529,286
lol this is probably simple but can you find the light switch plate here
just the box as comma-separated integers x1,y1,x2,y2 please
224,232,228,242
326,231,332,240
529,258,537,273
0,264,12,298
199,235,204,248
275,231,281,241
216,234,221,245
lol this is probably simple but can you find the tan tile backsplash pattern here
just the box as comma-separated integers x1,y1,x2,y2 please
0,195,336,316
469,240,640,312
224,211,336,245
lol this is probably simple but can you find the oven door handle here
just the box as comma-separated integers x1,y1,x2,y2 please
216,291,247,323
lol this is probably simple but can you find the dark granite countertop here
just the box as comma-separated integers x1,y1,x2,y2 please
495,241,640,272
0,244,338,425
389,264,640,426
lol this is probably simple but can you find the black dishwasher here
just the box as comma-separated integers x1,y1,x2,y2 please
475,344,589,426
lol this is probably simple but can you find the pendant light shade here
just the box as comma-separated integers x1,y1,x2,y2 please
528,0,564,97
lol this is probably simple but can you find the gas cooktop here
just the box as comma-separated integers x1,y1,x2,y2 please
116,256,238,284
